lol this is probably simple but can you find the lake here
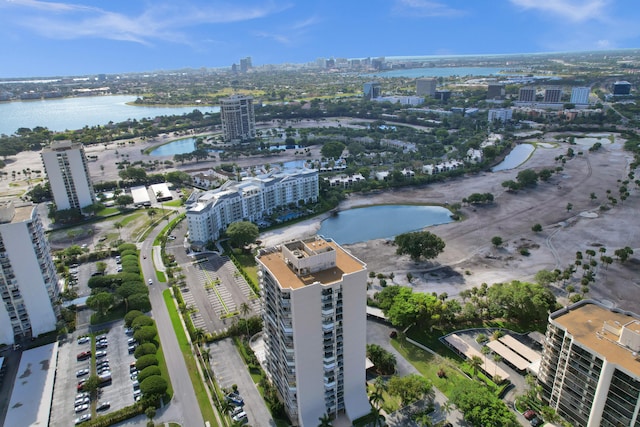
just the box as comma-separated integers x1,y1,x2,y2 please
492,144,535,172
366,67,505,79
0,95,220,136
318,204,453,245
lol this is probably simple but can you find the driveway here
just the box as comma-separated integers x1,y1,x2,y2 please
207,338,275,426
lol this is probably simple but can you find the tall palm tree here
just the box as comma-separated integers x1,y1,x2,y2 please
202,347,211,363
318,413,332,427
240,302,251,336
369,388,384,408
469,355,483,379
220,399,233,417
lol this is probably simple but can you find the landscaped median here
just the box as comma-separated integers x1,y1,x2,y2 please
163,288,219,426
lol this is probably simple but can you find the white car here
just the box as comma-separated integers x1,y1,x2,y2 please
76,369,89,377
74,403,89,413
75,414,91,424
95,350,107,358
77,336,90,345
232,411,248,422
148,278,153,285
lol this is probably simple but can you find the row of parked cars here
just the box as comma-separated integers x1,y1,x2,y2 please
74,335,112,424
226,391,248,424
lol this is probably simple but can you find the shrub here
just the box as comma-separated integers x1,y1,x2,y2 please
138,366,161,383
134,325,158,344
140,375,168,396
132,315,155,330
136,354,159,371
124,310,145,327
134,342,157,359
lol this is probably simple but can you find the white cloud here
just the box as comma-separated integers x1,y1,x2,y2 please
509,0,609,22
392,0,465,17
1,0,291,45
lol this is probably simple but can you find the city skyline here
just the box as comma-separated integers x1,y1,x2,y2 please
1,0,640,78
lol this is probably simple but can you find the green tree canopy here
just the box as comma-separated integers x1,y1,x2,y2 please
387,374,433,407
486,280,557,324
86,292,114,316
394,231,445,261
320,141,345,159
136,354,159,371
366,344,397,375
226,221,259,248
132,314,155,330
128,293,151,312
451,381,518,427
516,169,538,188
124,310,145,327
134,325,158,344
138,365,162,383
140,375,168,396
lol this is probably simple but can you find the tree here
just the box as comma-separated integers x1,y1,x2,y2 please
134,325,158,344
134,342,158,358
451,381,518,427
318,413,333,427
136,354,159,371
239,302,251,336
128,293,151,312
394,231,445,261
145,407,156,423
138,366,162,383
140,375,168,396
531,223,542,232
491,236,503,247
86,292,115,316
320,141,345,159
366,344,397,375
132,315,155,330
226,221,259,249
469,355,483,378
115,194,134,208
387,374,433,407
516,169,538,188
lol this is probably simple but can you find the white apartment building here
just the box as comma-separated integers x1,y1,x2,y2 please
488,108,513,122
538,300,640,427
0,202,59,345
41,141,96,211
571,87,590,105
187,168,318,246
257,236,370,426
220,95,256,142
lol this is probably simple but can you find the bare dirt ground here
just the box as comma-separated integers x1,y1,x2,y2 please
2,130,638,311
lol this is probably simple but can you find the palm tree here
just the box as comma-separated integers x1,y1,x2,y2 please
469,355,483,379
369,388,384,408
193,328,205,344
370,405,385,427
220,399,233,417
318,413,332,427
114,221,123,239
240,302,251,336
442,400,454,418
202,347,211,363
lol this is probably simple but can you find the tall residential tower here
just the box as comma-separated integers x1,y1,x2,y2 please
0,202,59,345
257,236,370,426
41,141,96,211
537,300,640,427
220,95,256,143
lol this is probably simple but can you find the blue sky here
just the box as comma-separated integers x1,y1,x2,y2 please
1,0,639,78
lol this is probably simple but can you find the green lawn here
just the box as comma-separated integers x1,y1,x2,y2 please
163,199,183,207
163,289,218,426
156,270,167,282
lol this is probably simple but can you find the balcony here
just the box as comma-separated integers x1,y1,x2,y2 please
322,322,334,331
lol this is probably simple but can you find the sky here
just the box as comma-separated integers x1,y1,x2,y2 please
1,0,639,78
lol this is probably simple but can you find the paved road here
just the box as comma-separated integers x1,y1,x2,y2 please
139,217,206,427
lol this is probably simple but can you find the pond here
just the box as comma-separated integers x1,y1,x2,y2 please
318,204,453,245
491,144,535,172
149,137,223,157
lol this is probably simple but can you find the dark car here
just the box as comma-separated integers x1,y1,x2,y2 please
226,392,244,406
530,417,543,427
523,409,537,420
76,351,91,361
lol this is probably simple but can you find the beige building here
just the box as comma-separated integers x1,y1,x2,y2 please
220,95,256,142
257,236,370,426
538,300,640,427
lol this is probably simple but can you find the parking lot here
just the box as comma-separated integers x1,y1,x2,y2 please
49,321,140,426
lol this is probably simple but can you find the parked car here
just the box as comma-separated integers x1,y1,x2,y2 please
77,336,90,345
74,403,89,413
76,369,89,377
523,410,537,420
95,350,107,358
226,392,244,406
96,402,111,411
231,406,244,416
530,418,543,427
74,397,90,406
75,392,89,400
128,345,136,354
125,328,134,336
129,362,137,373
76,351,91,361
232,411,248,423
74,414,91,425
96,342,108,349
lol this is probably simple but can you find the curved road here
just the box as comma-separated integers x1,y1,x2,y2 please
139,217,206,427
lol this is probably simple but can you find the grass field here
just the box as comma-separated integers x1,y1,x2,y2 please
163,289,218,426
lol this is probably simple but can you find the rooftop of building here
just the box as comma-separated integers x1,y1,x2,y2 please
0,200,34,224
552,301,640,377
42,140,80,151
257,236,365,290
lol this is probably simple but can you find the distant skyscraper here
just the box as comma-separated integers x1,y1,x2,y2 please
220,95,256,142
41,141,96,212
240,57,252,73
0,201,59,345
487,83,505,100
416,78,437,97
538,300,640,427
363,82,381,100
544,88,563,103
613,81,632,96
257,236,370,426
570,87,590,105
519,87,536,102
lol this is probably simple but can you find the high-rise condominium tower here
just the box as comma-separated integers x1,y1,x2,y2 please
41,141,96,211
220,95,256,143
257,236,370,426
